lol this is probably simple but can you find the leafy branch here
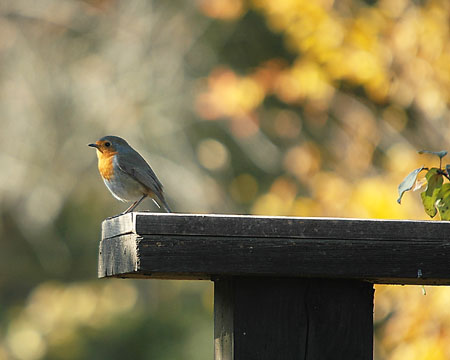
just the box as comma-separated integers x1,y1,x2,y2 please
397,150,450,220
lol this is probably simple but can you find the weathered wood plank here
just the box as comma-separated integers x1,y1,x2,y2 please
101,213,135,240
98,234,139,278
214,278,234,360
214,277,374,360
111,234,449,284
103,212,450,241
99,213,450,284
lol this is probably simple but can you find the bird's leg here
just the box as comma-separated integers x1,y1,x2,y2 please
123,194,147,214
122,201,137,214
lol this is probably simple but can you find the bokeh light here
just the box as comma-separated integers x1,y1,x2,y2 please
1,0,450,359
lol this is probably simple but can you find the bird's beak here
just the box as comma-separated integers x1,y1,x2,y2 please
88,143,102,152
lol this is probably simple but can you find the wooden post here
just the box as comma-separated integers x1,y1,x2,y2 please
214,277,373,360
98,213,450,359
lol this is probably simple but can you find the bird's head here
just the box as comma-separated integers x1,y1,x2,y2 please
88,135,130,157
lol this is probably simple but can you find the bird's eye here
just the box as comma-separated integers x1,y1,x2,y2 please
104,142,111,147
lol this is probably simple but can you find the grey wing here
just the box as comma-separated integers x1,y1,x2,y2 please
116,150,164,195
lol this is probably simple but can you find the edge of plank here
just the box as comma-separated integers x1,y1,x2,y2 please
101,212,450,239
102,212,136,239
134,212,450,239
98,234,139,278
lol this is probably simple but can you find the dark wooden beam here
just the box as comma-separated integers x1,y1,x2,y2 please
214,277,374,360
99,213,450,285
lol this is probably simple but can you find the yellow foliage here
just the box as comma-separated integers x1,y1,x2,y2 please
193,2,450,357
197,0,450,117
252,193,289,216
283,142,321,182
196,0,246,20
196,68,265,120
376,285,450,360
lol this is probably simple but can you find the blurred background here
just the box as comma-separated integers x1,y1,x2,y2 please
0,0,449,359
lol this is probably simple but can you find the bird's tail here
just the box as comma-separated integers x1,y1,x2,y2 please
149,191,173,213
155,193,172,213
161,197,172,213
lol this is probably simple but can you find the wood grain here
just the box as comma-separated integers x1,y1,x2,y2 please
103,212,450,240
98,234,139,278
214,277,373,360
99,213,450,284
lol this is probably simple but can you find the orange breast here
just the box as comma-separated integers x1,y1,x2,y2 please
97,151,118,180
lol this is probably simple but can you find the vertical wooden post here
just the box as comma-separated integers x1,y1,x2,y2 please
214,277,374,360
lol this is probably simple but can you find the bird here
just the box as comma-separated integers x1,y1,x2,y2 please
88,135,172,214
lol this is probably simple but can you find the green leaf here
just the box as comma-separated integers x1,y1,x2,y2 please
420,168,443,218
418,150,448,159
436,183,450,220
397,166,425,204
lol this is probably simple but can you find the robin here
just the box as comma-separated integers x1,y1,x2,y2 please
88,135,172,213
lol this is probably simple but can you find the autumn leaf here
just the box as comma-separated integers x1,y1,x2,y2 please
418,150,448,159
420,168,443,218
397,166,424,204
437,183,450,220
